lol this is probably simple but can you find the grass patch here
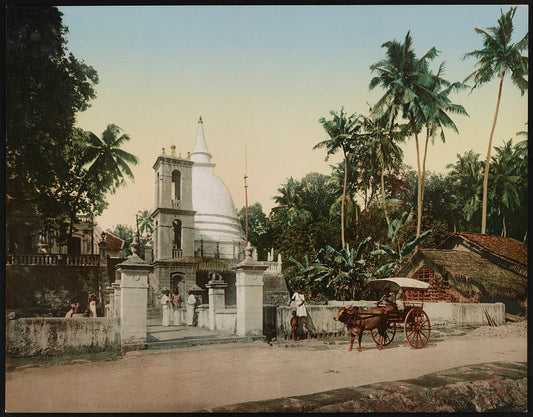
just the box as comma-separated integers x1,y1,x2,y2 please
6,349,123,370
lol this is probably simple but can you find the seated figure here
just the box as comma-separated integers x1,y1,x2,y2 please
378,288,396,307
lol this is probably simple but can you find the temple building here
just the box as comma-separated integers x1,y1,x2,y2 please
148,117,246,305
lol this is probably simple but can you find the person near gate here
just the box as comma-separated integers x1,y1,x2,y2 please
186,290,197,326
65,298,80,318
288,288,308,336
88,292,98,317
172,288,183,326
161,290,171,326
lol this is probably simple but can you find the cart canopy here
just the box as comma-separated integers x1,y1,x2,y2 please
369,277,430,292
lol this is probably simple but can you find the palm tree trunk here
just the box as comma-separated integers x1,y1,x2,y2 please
341,149,347,248
482,71,505,234
421,127,430,203
502,212,506,237
415,132,422,238
380,160,390,228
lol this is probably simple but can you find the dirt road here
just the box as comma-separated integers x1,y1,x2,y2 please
5,322,527,413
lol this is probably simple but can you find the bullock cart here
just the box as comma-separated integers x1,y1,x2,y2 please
368,277,431,349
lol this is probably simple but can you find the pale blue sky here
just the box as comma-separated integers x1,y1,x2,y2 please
59,5,529,230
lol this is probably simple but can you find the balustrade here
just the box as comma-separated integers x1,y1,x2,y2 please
6,253,100,266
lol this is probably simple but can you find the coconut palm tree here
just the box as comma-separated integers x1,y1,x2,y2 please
83,124,139,193
489,140,521,237
463,6,528,234
446,150,484,227
315,108,363,248
136,209,153,238
419,65,469,225
369,31,442,239
362,114,405,227
272,177,309,226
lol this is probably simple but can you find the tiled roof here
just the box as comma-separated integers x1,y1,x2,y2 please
438,232,527,268
399,249,527,300
105,232,125,251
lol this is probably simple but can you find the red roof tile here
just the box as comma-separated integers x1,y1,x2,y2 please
439,232,527,268
105,232,125,251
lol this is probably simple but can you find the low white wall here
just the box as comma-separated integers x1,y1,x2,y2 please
277,301,506,339
215,309,237,333
197,305,209,328
6,317,120,357
423,302,505,326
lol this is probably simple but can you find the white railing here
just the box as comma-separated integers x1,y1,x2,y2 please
6,254,100,266
263,261,282,273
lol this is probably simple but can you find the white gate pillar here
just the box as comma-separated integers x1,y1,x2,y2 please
235,243,267,337
205,274,227,331
116,240,152,345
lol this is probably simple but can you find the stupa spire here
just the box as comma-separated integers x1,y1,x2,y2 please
190,116,212,163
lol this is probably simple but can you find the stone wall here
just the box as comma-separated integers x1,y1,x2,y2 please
6,317,120,357
215,309,237,333
275,301,506,340
6,264,102,317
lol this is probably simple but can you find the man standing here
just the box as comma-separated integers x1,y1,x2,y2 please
172,288,183,326
186,290,197,326
161,290,170,327
288,288,308,337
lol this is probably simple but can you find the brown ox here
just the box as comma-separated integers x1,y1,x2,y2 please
333,305,394,352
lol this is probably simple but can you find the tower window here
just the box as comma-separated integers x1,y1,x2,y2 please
171,170,181,200
172,219,182,250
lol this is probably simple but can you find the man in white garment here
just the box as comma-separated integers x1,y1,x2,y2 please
288,288,308,336
186,290,197,326
161,290,170,327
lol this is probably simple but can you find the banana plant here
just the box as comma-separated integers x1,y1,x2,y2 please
291,237,373,300
372,211,431,277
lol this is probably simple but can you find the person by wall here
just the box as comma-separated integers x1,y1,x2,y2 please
172,288,183,326
65,298,80,318
88,292,98,317
288,288,308,336
186,290,197,326
161,290,171,326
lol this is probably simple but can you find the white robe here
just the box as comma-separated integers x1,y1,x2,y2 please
161,294,170,326
291,292,307,317
89,300,97,317
186,294,197,326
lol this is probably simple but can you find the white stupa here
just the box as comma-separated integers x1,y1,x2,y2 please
190,117,245,260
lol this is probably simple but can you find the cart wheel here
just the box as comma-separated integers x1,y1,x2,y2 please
370,321,396,346
404,308,431,349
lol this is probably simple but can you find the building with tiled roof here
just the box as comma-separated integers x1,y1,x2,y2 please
397,233,528,315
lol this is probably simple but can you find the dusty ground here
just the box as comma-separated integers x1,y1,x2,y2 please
5,321,527,413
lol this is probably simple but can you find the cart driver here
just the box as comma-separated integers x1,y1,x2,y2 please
378,287,396,307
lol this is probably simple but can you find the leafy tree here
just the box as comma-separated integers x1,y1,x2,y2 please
291,237,374,301
488,139,521,237
299,172,338,220
315,108,364,247
136,209,154,238
362,114,405,227
6,7,98,225
370,31,466,239
107,224,147,258
84,124,139,193
56,124,137,253
372,212,431,277
446,150,484,230
463,6,528,234
418,67,468,234
238,202,268,258
272,177,309,226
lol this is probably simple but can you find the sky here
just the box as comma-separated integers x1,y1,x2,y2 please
58,5,529,231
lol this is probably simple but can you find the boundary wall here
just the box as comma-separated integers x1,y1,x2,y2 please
276,301,505,340
6,317,120,357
